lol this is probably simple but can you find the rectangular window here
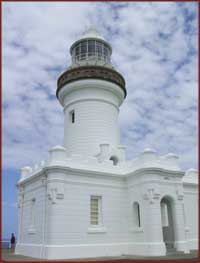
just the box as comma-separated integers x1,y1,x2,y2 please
90,196,102,225
103,46,108,56
80,41,87,59
133,202,141,228
88,40,95,56
69,110,75,123
75,45,80,57
137,204,141,227
96,42,103,58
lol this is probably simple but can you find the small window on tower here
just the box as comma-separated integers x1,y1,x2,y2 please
69,110,75,123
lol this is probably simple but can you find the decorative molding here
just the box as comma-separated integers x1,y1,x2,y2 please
28,228,36,234
164,176,170,180
183,191,198,195
17,162,185,188
18,194,24,208
19,185,24,194
41,175,47,186
176,189,184,201
57,65,126,98
87,227,107,233
128,168,184,178
143,188,160,204
130,227,144,233
18,186,24,208
47,183,64,204
183,181,198,186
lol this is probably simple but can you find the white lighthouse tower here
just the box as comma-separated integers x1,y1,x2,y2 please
57,27,126,161
15,28,198,260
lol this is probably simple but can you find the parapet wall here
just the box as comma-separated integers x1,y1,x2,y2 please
18,146,198,185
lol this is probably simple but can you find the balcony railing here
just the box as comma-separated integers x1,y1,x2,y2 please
72,52,111,64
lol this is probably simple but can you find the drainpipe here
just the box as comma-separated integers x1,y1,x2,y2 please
18,186,24,246
20,193,24,245
41,174,47,259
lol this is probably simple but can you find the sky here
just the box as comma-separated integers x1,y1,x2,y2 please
2,2,198,238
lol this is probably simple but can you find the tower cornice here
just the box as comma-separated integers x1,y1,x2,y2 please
57,65,126,98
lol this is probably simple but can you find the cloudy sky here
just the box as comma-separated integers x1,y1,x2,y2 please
2,2,198,238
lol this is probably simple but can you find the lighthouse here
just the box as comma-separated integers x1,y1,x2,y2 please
57,27,126,161
15,28,198,260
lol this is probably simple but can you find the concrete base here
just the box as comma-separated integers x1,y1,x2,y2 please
15,242,167,260
4,248,197,262
187,239,198,250
174,240,190,254
15,243,42,259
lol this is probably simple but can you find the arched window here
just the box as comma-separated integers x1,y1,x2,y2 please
161,202,169,227
133,202,141,227
109,156,119,166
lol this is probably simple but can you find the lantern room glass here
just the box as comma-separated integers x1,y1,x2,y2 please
72,39,111,64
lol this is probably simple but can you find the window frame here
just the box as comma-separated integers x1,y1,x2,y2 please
72,40,111,64
69,109,75,124
90,195,102,226
28,198,36,234
133,201,141,228
161,202,169,227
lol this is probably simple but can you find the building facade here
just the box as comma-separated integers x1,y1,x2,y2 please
15,28,198,260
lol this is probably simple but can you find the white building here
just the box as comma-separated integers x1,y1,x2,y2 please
15,28,198,260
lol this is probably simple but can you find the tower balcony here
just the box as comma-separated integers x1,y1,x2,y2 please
57,65,126,99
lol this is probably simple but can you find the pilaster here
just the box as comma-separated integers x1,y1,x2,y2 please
143,187,166,255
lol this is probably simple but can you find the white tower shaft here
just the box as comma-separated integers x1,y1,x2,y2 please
59,79,124,157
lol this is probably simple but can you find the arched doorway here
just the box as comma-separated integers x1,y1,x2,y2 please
160,196,175,252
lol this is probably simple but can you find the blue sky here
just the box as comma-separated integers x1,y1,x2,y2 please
2,2,198,239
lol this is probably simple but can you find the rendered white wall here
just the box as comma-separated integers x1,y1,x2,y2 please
45,171,128,244
57,79,125,157
15,176,45,258
16,163,198,259
183,183,198,250
64,100,120,157
16,148,198,259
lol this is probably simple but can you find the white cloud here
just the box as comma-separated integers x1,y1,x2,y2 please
3,2,198,171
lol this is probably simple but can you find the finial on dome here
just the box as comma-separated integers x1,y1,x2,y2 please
83,25,98,34
81,25,105,40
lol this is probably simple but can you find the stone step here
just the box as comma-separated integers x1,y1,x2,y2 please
167,250,185,255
